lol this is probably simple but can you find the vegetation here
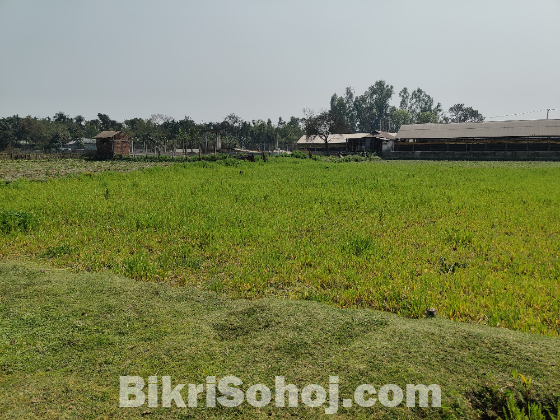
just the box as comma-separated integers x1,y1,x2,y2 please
0,261,558,419
327,84,484,133
0,112,304,153
302,108,349,155
1,79,485,154
1,158,559,337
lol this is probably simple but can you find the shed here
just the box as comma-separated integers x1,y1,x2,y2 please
95,131,130,158
394,119,560,152
297,132,396,153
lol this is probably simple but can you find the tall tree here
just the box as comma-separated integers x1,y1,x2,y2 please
391,109,411,131
329,94,350,132
416,111,439,124
409,88,442,122
354,80,394,132
445,104,484,123
344,86,357,132
399,87,410,110
97,113,122,131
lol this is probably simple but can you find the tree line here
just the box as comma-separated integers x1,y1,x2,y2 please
0,112,305,152
0,80,484,152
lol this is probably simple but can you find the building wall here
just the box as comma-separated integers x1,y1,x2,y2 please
113,140,130,156
381,151,560,161
96,134,130,158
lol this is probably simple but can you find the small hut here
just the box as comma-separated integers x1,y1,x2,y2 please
95,131,130,158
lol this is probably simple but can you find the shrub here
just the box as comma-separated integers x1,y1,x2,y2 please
290,150,308,159
0,210,35,233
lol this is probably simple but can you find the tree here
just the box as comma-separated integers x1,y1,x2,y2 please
303,109,346,155
343,86,357,132
445,104,484,123
398,88,442,123
354,80,394,132
416,111,439,124
330,87,357,133
391,109,411,131
330,94,350,132
354,93,377,133
277,116,304,149
97,113,122,131
399,87,410,111
53,112,71,125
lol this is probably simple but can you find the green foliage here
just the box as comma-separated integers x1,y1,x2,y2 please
445,103,485,123
2,160,560,336
41,244,74,258
416,111,439,124
501,396,546,420
0,111,303,153
391,108,412,130
498,373,557,420
0,209,35,233
319,153,380,163
290,150,308,159
344,236,374,257
122,250,154,281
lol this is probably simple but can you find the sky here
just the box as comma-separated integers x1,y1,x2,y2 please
0,0,559,123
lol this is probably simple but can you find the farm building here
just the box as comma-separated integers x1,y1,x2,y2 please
387,119,560,160
297,131,396,153
95,131,130,158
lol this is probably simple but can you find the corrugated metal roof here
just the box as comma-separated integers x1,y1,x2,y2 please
297,133,375,145
396,119,560,139
95,131,121,139
376,131,397,140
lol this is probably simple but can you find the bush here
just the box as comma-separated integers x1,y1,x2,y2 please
0,210,35,233
290,150,308,159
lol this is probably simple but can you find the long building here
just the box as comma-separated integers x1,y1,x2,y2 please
297,131,396,153
385,119,560,160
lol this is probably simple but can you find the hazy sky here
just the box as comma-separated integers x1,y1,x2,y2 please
1,0,559,123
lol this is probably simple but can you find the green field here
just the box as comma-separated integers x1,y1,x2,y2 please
1,157,560,336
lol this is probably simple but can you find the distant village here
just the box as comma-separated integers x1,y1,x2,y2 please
77,119,560,162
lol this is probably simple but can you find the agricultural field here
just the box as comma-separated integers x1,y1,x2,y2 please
1,157,560,337
0,158,175,181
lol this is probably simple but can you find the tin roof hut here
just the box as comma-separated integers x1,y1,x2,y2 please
95,131,129,158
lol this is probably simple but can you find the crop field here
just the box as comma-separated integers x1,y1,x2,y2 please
0,157,175,181
1,157,560,336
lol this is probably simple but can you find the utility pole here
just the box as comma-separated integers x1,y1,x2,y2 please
547,109,550,119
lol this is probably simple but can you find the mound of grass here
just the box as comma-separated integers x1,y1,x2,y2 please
0,261,559,419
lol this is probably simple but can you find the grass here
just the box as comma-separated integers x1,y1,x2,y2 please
1,261,559,419
0,158,559,336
